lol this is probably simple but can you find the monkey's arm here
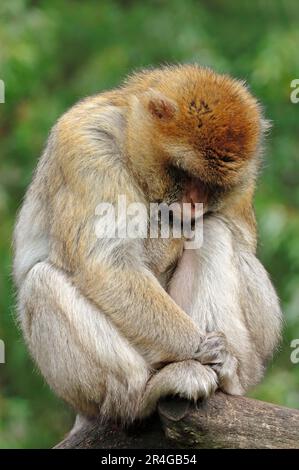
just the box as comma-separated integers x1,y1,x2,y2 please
169,211,282,392
48,107,204,365
74,258,205,365
222,195,282,364
227,217,282,389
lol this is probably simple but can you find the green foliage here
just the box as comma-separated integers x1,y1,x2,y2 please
1,0,298,448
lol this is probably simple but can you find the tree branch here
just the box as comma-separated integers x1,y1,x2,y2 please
55,392,299,449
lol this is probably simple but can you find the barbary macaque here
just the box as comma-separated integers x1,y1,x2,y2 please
13,65,282,423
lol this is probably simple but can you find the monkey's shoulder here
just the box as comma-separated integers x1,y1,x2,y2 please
49,91,127,157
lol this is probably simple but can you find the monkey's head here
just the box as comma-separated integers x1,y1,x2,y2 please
126,65,268,208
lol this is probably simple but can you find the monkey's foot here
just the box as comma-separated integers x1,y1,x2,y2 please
139,360,217,418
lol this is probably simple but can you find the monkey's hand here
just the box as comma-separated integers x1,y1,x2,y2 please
140,360,218,418
195,332,244,395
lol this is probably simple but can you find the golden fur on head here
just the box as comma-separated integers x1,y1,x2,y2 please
126,65,266,191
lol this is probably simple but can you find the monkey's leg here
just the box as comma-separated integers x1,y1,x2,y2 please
18,261,150,423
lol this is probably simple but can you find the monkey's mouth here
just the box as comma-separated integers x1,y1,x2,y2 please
180,175,214,223
167,164,223,220
166,178,208,227
168,165,208,201
182,177,209,205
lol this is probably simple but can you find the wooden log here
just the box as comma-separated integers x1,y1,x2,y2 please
55,392,299,449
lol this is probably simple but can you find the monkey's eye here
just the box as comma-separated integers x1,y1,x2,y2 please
219,155,235,163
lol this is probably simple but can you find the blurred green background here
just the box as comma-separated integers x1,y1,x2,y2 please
0,0,299,448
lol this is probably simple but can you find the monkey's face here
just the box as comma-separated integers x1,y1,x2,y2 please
164,164,212,218
134,66,267,211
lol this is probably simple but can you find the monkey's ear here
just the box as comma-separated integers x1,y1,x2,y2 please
143,89,178,120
